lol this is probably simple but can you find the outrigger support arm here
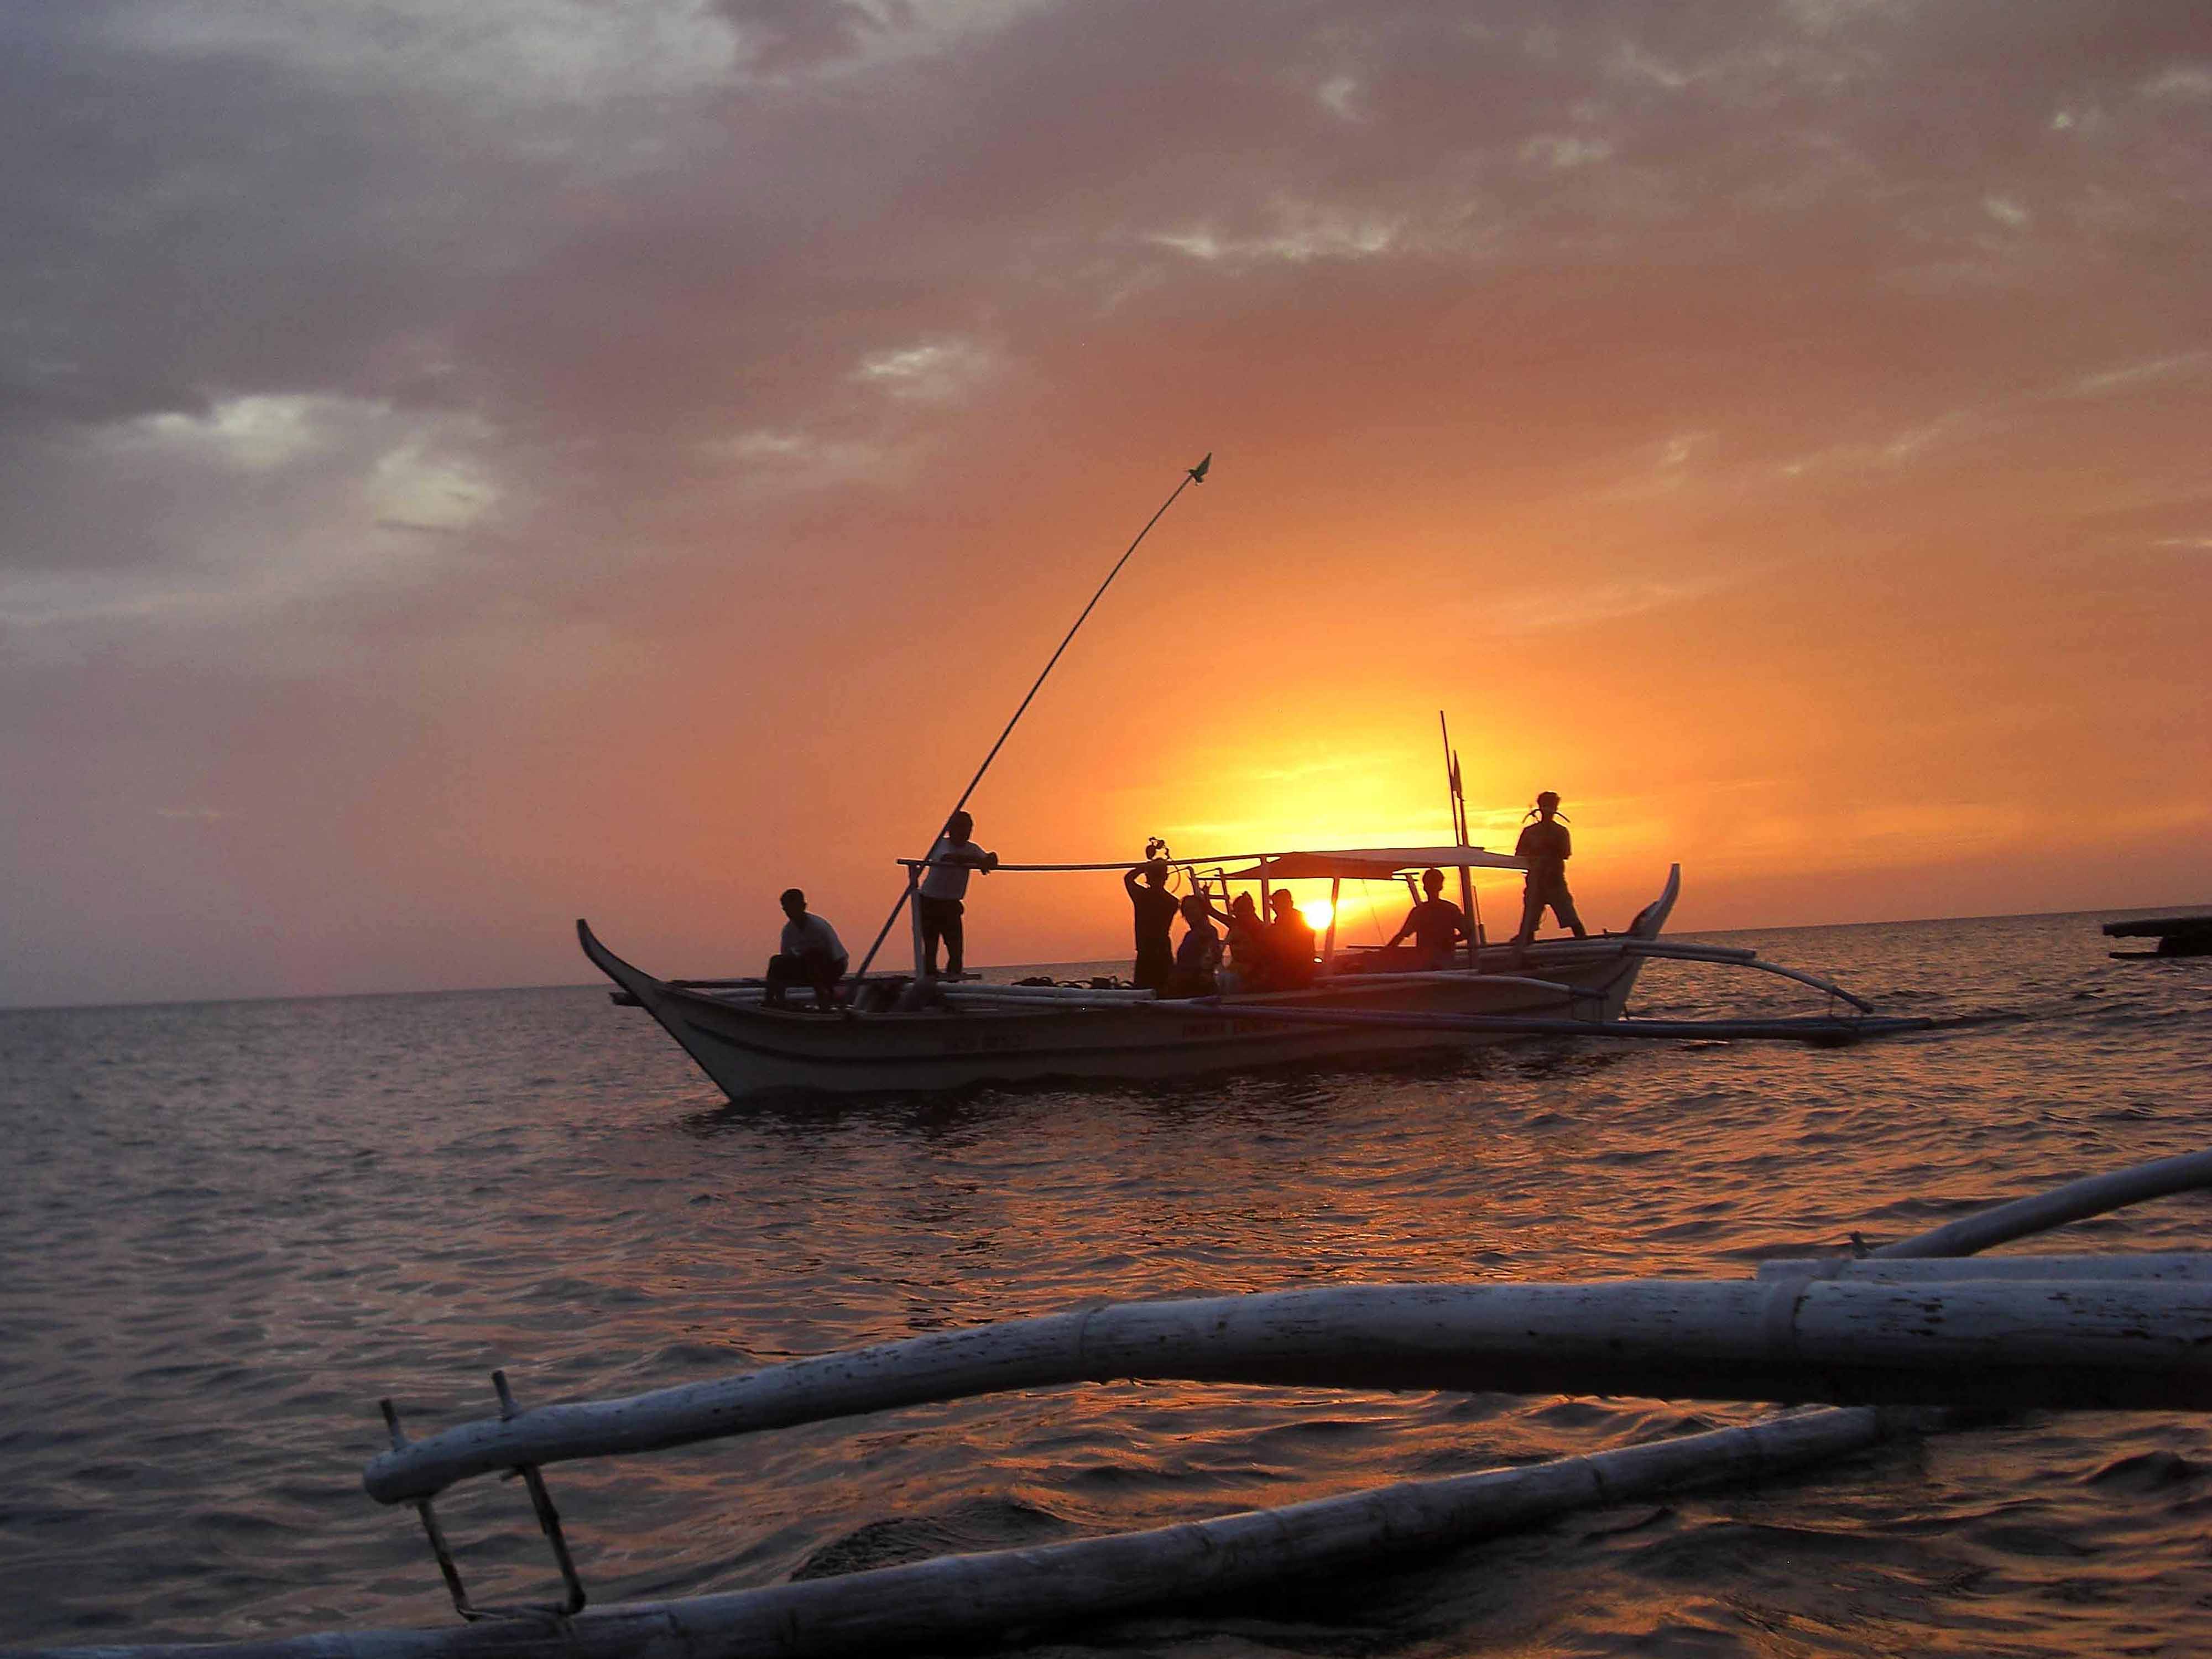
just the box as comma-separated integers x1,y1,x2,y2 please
851,455,1212,982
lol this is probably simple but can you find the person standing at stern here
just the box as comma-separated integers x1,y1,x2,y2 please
918,810,998,978
1513,791,1587,951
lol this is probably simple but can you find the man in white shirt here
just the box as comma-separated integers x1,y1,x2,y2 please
765,888,848,1010
916,810,998,978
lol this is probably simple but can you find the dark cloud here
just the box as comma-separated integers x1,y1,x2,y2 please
714,0,887,74
3,0,2208,1001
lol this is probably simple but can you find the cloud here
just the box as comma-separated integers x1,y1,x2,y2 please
3,0,2210,1000
1,395,503,638
2140,64,2212,102
700,427,899,492
853,337,1001,402
2069,351,2212,397
1146,202,1406,265
106,0,742,105
1520,133,1615,170
1486,576,1746,634
367,437,500,531
1316,74,1364,122
719,0,1055,80
98,394,352,472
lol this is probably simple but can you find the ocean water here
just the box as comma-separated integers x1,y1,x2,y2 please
3,910,2210,1656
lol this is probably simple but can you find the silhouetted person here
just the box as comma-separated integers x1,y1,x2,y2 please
1164,893,1222,999
1124,858,1180,993
764,888,847,1010
1384,868,1470,969
918,810,998,978
1264,889,1318,989
1513,791,1586,949
1217,891,1267,986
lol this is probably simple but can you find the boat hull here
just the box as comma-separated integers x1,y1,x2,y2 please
581,869,1680,1100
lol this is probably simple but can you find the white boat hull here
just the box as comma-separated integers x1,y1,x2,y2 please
580,869,1681,1099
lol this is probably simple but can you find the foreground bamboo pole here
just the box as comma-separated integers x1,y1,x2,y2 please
1869,1147,2212,1258
25,1150,2212,1659
18,1408,1895,1659
1758,1251,2212,1282
364,1147,2212,1505
364,1276,2212,1504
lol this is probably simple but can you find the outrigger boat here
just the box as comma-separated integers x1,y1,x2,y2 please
580,463,1921,1100
581,849,1918,1100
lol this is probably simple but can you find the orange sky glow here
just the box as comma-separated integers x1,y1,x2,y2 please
2,2,2208,1005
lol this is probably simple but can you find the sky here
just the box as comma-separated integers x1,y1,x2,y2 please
3,0,2209,1007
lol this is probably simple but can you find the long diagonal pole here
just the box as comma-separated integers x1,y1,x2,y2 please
851,454,1212,982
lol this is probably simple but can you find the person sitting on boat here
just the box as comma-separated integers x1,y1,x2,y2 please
1262,889,1318,989
1164,893,1222,999
764,888,848,1010
918,810,998,979
1217,891,1267,989
1124,858,1180,993
1381,868,1470,969
1512,791,1587,952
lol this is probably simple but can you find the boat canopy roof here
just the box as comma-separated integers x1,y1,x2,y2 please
901,844,1525,877
1214,846,1525,879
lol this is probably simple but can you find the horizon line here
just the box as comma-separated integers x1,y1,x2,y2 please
4,900,2203,1017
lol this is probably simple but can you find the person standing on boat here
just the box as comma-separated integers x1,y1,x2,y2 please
1124,858,1181,993
917,810,998,979
1512,791,1587,950
1383,868,1470,969
1263,889,1318,989
764,888,848,1010
1164,892,1222,998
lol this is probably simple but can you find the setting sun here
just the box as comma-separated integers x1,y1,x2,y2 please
1298,898,1333,931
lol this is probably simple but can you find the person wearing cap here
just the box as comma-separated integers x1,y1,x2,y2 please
1512,791,1587,949
764,888,848,1010
1123,858,1181,993
917,810,998,978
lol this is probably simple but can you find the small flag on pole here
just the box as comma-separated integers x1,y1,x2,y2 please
1188,453,1211,484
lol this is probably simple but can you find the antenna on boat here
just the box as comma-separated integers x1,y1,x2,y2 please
851,455,1214,982
1440,711,1480,971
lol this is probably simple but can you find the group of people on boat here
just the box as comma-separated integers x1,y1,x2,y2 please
761,792,1587,1009
1124,860,1319,998
1119,789,1584,993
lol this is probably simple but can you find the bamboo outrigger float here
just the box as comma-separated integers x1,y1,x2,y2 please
20,1149,2212,1659
2105,912,2212,958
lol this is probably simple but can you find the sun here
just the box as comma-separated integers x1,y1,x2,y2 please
1297,896,1333,930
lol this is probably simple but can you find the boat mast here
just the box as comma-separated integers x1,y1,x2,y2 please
1440,711,1479,969
851,455,1213,982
